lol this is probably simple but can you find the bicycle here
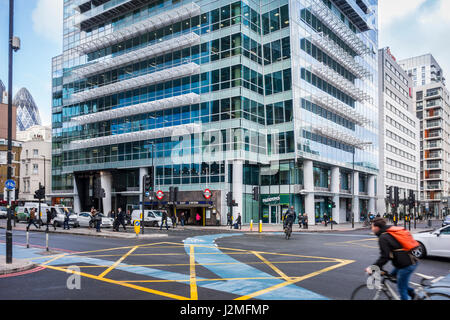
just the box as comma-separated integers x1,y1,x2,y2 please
351,271,450,300
284,223,292,240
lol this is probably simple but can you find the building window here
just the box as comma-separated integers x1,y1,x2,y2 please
25,164,29,176
33,149,39,156
33,164,38,175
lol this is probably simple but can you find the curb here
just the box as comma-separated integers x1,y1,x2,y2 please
0,260,37,276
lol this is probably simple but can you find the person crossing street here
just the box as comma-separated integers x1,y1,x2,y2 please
26,208,39,231
160,210,169,230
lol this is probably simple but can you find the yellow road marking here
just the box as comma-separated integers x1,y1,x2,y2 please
98,246,138,278
252,251,291,281
234,259,355,300
40,253,68,266
189,245,198,300
41,264,189,300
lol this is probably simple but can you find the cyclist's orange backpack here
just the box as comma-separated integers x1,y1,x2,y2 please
386,226,420,251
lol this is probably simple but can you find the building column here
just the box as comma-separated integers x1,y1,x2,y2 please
232,160,244,222
303,160,315,225
352,171,360,223
139,167,148,206
100,171,112,216
368,175,376,215
331,167,341,223
73,176,81,214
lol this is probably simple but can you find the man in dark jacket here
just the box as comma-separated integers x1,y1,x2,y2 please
160,210,169,230
46,208,56,231
366,217,418,300
117,208,127,231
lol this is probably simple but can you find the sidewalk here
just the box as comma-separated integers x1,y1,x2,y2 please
0,256,37,275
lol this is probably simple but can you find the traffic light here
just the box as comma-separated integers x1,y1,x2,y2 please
252,186,259,201
394,187,399,207
408,190,415,209
332,201,336,209
226,192,233,207
144,174,153,193
386,186,392,203
326,198,332,209
34,183,45,200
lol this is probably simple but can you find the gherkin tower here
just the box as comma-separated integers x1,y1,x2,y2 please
13,87,42,131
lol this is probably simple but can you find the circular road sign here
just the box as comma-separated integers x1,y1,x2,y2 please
5,179,16,190
156,190,164,200
203,188,212,199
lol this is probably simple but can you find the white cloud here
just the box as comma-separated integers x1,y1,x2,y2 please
418,0,450,26
32,0,63,46
378,0,427,28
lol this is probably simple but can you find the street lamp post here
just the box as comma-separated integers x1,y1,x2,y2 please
41,155,46,201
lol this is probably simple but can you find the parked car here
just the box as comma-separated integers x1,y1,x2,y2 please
15,203,51,225
442,216,450,227
77,212,113,228
0,206,7,218
412,225,450,259
131,209,172,227
51,207,79,228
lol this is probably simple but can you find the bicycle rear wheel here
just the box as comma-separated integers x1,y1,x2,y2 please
351,284,391,300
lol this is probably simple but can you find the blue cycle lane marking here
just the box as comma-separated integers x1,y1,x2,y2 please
2,234,328,300
183,233,328,300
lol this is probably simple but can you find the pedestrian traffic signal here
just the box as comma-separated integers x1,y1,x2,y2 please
394,187,399,207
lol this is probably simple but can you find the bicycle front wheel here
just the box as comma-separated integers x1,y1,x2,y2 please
351,284,392,300
426,293,450,300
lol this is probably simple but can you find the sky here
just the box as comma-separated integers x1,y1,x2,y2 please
0,0,449,127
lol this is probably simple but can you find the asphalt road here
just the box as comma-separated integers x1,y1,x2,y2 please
1,227,449,301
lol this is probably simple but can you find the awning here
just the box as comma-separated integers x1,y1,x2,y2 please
71,92,200,125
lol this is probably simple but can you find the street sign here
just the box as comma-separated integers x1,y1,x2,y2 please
203,188,212,199
134,220,141,235
5,179,15,190
145,191,150,197
156,190,164,200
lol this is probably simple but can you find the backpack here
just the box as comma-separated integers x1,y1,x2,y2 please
386,227,420,251
30,211,35,220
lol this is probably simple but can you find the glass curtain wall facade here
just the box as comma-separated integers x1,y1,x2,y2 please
52,0,378,225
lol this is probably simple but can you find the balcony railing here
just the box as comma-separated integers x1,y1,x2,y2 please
74,2,201,54
73,32,200,78
312,126,367,148
308,0,371,56
310,64,371,102
68,62,200,104
310,32,371,79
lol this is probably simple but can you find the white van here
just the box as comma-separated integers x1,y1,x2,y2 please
16,203,50,224
131,209,172,227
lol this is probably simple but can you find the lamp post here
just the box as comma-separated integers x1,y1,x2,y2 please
6,0,19,264
351,141,372,229
40,155,47,202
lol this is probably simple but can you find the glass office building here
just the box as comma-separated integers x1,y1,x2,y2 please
51,0,379,225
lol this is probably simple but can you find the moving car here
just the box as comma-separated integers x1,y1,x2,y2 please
131,209,172,227
412,225,450,259
442,216,450,227
77,212,113,228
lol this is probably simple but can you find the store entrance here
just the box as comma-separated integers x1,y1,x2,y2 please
269,205,289,224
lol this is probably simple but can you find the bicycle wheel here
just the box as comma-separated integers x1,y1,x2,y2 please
426,293,450,300
351,284,391,300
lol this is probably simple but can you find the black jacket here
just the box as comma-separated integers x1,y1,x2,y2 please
374,226,417,270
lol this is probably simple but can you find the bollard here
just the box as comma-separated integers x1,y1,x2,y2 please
259,220,262,233
26,231,29,248
46,232,49,252
427,219,432,228
331,217,333,230
250,219,253,232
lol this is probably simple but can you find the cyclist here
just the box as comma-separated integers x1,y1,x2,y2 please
365,217,418,300
283,206,296,230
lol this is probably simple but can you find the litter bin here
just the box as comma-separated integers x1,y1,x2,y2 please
427,219,432,227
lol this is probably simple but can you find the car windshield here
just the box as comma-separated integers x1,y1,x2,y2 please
0,207,7,211
153,211,166,217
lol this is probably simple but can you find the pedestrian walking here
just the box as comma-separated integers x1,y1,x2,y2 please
227,212,232,229
89,207,96,229
196,212,201,226
117,208,127,231
46,208,56,231
63,208,70,230
160,210,169,230
94,211,102,232
235,213,242,230
298,212,304,229
180,211,185,226
26,208,39,231
215,211,221,226
323,213,328,227
303,213,308,229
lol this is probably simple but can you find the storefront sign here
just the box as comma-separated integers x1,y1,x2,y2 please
262,196,280,205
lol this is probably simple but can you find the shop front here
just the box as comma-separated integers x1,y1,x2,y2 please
260,194,298,224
